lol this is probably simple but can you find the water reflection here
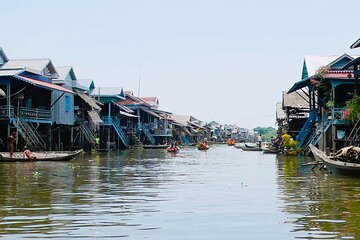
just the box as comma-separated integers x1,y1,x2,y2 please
277,154,360,239
1,146,360,239
0,148,172,238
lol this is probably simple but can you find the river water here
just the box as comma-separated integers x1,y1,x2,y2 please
0,145,359,239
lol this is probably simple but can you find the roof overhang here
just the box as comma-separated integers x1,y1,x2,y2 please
350,38,360,49
14,75,75,94
287,77,311,94
119,111,139,118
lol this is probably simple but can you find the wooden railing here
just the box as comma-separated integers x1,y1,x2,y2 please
0,105,51,121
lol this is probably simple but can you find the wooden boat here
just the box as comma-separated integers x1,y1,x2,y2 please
234,143,262,151
261,146,278,154
142,144,168,149
167,147,180,153
261,142,278,154
0,149,83,162
310,144,360,174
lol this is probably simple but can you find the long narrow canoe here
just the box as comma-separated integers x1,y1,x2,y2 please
142,144,168,149
309,144,360,174
234,143,262,151
0,149,83,162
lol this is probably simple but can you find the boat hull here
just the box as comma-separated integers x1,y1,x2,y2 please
310,144,360,175
0,150,83,162
143,145,168,149
235,143,262,151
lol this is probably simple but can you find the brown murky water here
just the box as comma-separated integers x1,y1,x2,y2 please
0,145,359,239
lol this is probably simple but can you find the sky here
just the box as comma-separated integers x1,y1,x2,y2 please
1,0,360,129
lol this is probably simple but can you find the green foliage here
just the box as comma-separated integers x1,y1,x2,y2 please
314,66,331,101
281,134,301,156
253,126,276,141
345,94,360,123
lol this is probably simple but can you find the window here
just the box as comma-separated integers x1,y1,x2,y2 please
65,95,71,112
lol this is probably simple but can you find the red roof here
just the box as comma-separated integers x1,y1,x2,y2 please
324,70,354,79
119,99,138,105
15,75,75,94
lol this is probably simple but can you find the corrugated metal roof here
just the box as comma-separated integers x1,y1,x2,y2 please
304,55,341,77
92,87,124,99
1,58,59,79
76,79,94,90
55,66,74,81
171,115,199,125
112,101,134,113
2,58,48,70
0,69,23,76
77,92,101,111
119,111,139,118
140,97,159,108
14,75,75,94
283,91,309,109
141,107,161,119
304,54,359,77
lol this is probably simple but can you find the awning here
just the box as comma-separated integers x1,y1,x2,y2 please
14,75,75,94
112,101,134,113
87,110,103,124
77,92,101,111
119,110,139,118
287,77,311,94
141,107,161,119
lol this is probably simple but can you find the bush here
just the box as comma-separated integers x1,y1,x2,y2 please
344,94,360,123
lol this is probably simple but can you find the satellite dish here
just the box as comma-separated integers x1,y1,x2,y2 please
0,88,5,98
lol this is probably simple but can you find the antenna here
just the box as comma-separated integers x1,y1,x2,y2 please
137,38,143,97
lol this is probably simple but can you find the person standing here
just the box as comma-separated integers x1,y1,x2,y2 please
257,134,262,148
7,132,16,158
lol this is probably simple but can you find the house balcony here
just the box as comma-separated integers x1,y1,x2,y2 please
0,105,52,123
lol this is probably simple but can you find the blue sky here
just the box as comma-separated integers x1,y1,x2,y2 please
1,0,360,128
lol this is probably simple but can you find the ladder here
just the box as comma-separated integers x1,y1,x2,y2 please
111,117,129,147
11,114,45,150
139,123,156,145
79,118,96,147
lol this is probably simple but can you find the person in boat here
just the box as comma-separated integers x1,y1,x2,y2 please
23,146,36,160
257,134,262,148
7,132,16,158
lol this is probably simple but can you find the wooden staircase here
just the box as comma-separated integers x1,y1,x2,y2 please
79,118,96,147
346,119,360,146
139,123,156,145
11,113,45,150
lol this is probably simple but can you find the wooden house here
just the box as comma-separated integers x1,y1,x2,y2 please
119,92,171,145
0,49,74,151
280,91,309,139
288,54,358,153
171,115,209,144
91,87,132,149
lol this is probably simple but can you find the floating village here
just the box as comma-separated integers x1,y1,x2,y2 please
0,46,258,158
2,35,360,175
